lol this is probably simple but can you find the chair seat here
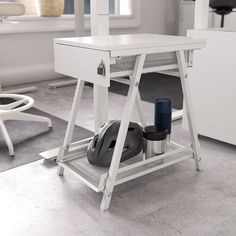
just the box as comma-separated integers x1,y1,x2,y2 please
0,2,25,17
210,0,236,9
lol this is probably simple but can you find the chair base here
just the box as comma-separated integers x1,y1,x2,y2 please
0,119,14,156
0,92,52,156
0,113,52,156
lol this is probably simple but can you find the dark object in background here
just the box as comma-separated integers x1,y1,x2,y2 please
108,73,183,110
155,98,172,135
209,0,236,27
87,120,143,167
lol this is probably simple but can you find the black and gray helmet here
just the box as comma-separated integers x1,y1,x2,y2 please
87,120,143,167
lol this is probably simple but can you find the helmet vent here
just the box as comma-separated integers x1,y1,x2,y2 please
87,120,143,167
108,140,116,150
123,146,129,152
93,135,99,149
128,127,135,131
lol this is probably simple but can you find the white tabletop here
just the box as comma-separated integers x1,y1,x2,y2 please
54,34,205,52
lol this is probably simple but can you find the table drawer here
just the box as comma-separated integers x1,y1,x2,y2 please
54,43,110,87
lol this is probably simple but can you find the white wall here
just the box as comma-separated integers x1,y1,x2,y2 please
0,31,75,86
0,0,179,87
165,0,179,35
212,14,236,30
179,1,236,35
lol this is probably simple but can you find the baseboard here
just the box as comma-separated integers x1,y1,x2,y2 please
0,63,63,87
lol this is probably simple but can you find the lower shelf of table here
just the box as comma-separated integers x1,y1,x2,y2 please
58,143,193,193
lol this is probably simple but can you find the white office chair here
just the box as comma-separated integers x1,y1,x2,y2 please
210,0,236,27
0,2,52,156
0,94,52,156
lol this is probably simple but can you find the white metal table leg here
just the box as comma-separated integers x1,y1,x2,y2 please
135,90,147,127
0,77,37,94
48,79,77,90
94,86,108,132
0,119,14,156
57,79,85,175
2,87,37,94
91,0,109,133
57,166,64,176
100,54,146,211
172,109,183,121
176,50,202,171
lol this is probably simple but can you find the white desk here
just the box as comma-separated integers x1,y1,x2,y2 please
43,34,205,210
55,34,204,51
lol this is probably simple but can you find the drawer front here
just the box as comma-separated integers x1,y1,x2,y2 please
54,43,110,87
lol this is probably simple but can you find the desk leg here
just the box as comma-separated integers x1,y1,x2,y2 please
135,91,147,127
176,50,202,171
94,85,108,132
172,110,183,121
57,79,85,176
100,54,146,211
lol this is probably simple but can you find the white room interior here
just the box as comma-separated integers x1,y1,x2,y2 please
0,0,236,235
0,0,179,87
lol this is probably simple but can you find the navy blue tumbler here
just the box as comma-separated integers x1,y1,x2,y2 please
155,98,172,135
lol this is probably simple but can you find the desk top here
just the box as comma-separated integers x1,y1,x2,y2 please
54,34,205,52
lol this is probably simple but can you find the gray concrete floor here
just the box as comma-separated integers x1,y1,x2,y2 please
0,79,236,236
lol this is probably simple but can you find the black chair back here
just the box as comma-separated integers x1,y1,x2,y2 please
210,0,236,27
210,0,236,8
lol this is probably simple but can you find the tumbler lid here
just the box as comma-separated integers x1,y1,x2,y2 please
155,98,172,114
143,126,168,141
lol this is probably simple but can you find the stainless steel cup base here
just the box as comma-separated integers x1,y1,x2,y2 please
144,138,167,163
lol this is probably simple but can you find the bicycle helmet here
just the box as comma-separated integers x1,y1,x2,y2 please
87,120,143,167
